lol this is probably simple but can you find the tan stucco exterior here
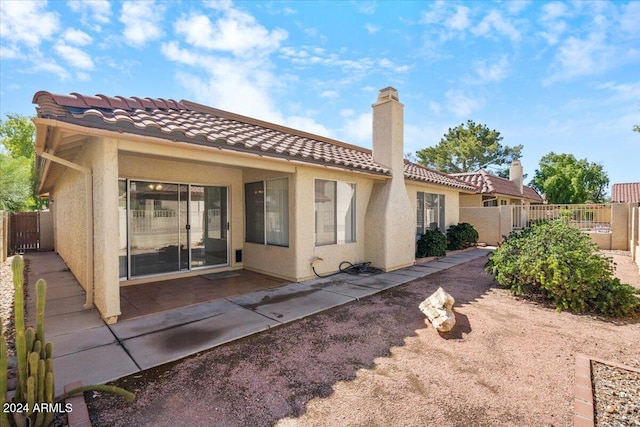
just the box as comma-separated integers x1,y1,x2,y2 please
35,88,477,323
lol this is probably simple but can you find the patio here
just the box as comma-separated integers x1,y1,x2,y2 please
119,270,289,321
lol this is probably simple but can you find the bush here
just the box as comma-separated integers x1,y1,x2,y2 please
485,219,640,317
416,229,447,258
446,222,479,250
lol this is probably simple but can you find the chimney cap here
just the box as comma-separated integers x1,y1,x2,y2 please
377,87,399,102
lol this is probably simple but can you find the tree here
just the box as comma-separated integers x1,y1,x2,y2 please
0,154,32,211
634,124,639,133
0,114,45,210
416,120,523,175
529,152,609,204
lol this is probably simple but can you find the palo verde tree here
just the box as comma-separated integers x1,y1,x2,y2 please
529,152,609,204
0,114,47,211
416,120,523,176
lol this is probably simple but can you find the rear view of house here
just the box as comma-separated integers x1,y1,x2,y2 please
32,87,475,323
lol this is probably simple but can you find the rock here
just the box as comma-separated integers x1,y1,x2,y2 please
419,287,456,333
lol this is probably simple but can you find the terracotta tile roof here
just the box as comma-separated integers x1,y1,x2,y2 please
403,161,477,191
32,91,478,191
452,170,543,203
611,182,640,203
32,91,388,176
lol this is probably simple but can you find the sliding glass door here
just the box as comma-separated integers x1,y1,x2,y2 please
189,186,228,269
120,180,228,279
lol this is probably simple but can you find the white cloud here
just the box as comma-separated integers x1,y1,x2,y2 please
63,28,93,46
174,8,287,56
537,2,568,45
355,1,376,15
341,112,372,145
0,1,59,48
543,33,614,84
32,61,71,80
67,0,111,26
286,116,333,138
596,81,640,101
472,10,521,42
120,1,164,47
320,90,339,99
54,43,94,70
471,55,511,84
445,90,485,117
446,6,471,31
340,109,355,117
365,23,380,34
619,1,640,37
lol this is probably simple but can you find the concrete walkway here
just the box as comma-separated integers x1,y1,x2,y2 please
24,249,492,396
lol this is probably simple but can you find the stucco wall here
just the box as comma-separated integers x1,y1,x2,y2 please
459,194,483,207
295,167,375,280
459,207,511,246
50,160,89,292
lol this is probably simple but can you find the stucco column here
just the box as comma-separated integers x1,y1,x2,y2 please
92,137,120,323
364,88,415,271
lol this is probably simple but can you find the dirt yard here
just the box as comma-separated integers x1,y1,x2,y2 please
88,253,640,427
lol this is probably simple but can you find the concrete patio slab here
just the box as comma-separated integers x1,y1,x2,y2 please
320,283,383,299
374,272,416,284
387,268,431,278
45,309,106,338
27,294,87,321
110,298,242,340
49,326,116,358
121,306,279,370
421,260,459,270
237,289,355,323
53,343,139,396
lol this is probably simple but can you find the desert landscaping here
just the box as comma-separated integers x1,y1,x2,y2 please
83,252,639,427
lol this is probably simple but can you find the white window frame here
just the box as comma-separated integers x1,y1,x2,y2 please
416,192,445,236
245,178,289,247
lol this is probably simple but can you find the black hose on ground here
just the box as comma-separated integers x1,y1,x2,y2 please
312,261,383,278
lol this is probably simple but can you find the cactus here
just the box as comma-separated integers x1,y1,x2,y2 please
1,319,10,427
4,256,134,427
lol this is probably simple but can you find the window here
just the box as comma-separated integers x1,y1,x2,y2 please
245,178,289,246
315,179,356,245
416,192,445,236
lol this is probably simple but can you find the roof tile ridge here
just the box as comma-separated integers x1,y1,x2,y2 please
182,99,372,155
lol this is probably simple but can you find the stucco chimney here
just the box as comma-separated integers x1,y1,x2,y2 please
365,87,414,272
509,160,524,194
372,87,404,176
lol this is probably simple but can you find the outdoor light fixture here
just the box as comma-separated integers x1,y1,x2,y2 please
147,183,164,191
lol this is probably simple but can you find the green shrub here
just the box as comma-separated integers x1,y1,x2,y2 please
416,229,447,258
485,219,640,317
446,222,479,250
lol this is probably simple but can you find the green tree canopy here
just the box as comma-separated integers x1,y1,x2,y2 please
0,114,35,159
416,120,523,176
634,124,639,133
0,155,32,211
0,113,42,211
529,152,609,204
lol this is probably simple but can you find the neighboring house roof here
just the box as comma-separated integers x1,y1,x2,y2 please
452,170,544,203
404,161,477,191
611,182,640,203
32,91,473,191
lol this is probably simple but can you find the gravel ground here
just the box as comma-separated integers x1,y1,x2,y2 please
86,253,640,427
593,362,640,426
0,255,16,358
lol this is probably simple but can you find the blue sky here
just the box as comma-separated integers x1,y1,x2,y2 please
1,0,639,189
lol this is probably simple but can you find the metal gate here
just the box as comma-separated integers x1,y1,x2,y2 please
10,212,40,252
